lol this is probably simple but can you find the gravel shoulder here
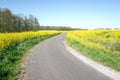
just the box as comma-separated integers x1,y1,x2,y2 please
64,41,120,80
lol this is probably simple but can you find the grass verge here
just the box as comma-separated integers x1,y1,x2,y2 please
0,33,59,80
65,37,120,71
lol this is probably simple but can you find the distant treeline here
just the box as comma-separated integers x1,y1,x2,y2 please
39,26,73,30
0,8,82,33
0,8,40,32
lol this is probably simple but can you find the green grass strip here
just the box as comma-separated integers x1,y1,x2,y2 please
0,33,59,80
65,37,120,71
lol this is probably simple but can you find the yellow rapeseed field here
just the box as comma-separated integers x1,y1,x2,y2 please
0,30,59,51
66,30,120,55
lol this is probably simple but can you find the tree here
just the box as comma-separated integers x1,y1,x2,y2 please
0,8,40,32
33,17,40,30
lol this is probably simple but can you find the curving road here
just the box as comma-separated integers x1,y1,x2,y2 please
25,33,112,80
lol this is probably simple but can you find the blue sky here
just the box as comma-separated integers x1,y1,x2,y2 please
0,0,120,29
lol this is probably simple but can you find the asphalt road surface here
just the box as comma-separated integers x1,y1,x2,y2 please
25,33,112,80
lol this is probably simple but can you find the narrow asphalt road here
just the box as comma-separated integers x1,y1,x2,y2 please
25,33,112,80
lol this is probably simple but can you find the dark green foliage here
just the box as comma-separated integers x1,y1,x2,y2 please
39,26,73,30
0,8,40,33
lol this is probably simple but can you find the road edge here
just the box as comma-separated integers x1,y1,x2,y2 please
18,34,61,80
63,41,120,80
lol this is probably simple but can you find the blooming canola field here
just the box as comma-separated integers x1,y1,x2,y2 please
0,30,60,80
66,30,120,55
0,30,59,51
66,30,120,71
0,29,120,79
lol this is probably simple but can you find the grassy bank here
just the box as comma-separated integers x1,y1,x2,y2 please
65,37,120,71
0,33,59,80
